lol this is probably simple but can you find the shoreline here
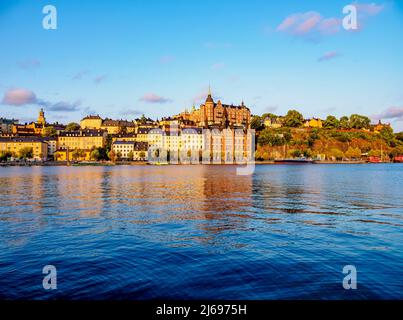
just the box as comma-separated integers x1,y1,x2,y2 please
0,160,400,167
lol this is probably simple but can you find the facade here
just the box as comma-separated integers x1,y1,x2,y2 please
0,118,19,134
0,137,48,160
373,120,391,133
58,129,107,150
80,115,103,130
112,141,148,160
304,118,323,128
176,91,251,129
264,117,283,128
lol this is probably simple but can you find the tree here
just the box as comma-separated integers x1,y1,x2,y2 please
379,126,394,144
329,148,344,161
42,126,57,137
19,147,33,160
291,149,302,158
349,114,371,129
116,151,122,161
90,149,101,161
396,132,403,142
0,151,13,161
65,122,80,131
139,151,146,159
345,147,361,160
108,150,116,162
283,110,304,128
390,145,403,157
339,116,350,129
323,115,339,129
258,130,285,146
127,151,134,161
250,116,264,131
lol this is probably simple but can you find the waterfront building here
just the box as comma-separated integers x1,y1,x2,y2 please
0,136,48,160
176,90,251,129
111,141,148,160
58,129,107,150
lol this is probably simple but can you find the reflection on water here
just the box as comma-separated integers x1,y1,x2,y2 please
0,164,402,299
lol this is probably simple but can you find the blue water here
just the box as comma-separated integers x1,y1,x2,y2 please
0,164,402,299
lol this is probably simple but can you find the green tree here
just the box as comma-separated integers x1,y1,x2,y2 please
65,122,80,131
0,151,13,161
250,116,264,131
339,116,350,129
345,147,361,160
19,147,33,159
90,149,101,161
127,151,134,161
379,126,394,144
258,130,285,146
396,132,403,142
139,151,146,159
349,114,371,129
329,148,344,160
283,110,304,128
291,149,302,158
42,126,57,137
323,115,339,129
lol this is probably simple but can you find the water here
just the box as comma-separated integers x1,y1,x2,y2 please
0,164,402,300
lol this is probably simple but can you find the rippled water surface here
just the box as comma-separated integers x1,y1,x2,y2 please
0,164,402,299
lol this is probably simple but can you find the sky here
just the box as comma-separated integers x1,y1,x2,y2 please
0,0,403,131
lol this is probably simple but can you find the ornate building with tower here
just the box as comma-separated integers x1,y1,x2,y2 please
176,89,251,129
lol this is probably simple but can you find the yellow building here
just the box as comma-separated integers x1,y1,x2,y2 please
304,118,323,128
264,117,283,128
58,129,107,150
54,149,92,162
0,137,48,160
176,90,251,129
373,120,391,133
101,119,136,134
80,115,103,130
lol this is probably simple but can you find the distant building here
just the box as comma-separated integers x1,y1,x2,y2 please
304,118,323,128
176,89,251,129
12,109,47,136
58,129,107,151
373,120,391,133
80,115,103,130
264,116,283,128
0,136,48,160
0,118,19,134
112,141,148,160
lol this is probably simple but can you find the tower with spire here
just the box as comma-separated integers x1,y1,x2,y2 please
37,108,46,126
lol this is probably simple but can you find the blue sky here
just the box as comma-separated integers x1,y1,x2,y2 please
0,0,403,131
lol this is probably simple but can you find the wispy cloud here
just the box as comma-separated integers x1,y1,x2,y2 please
318,51,341,62
94,74,107,84
276,11,341,39
1,87,82,112
72,70,90,80
120,108,143,116
1,88,37,105
139,93,172,104
17,59,40,70
276,3,384,40
372,106,403,121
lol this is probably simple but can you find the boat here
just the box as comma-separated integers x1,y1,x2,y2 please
393,156,403,163
274,157,314,164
